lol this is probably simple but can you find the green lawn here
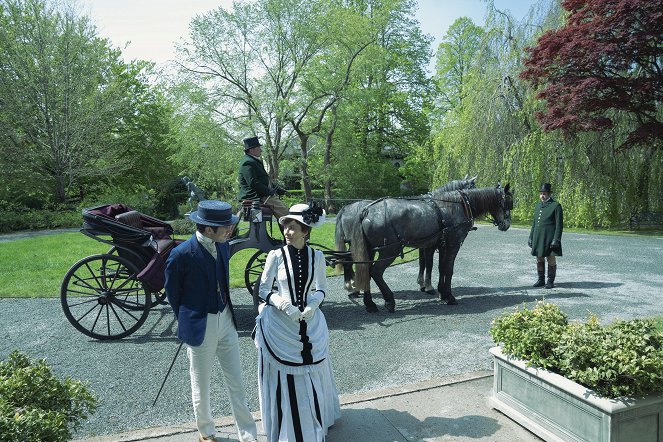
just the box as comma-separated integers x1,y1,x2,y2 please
0,222,417,298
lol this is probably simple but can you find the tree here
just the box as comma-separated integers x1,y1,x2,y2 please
0,0,172,205
434,17,485,115
520,0,663,150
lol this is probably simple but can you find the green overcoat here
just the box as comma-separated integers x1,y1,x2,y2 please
238,154,271,200
529,197,563,257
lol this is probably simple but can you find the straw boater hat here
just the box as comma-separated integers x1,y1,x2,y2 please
279,203,326,228
189,200,239,226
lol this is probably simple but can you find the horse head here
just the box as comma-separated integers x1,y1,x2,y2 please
491,182,512,231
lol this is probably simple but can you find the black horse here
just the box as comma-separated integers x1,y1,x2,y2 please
334,177,477,298
349,184,512,312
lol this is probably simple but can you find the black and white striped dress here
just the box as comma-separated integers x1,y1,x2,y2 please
255,245,340,442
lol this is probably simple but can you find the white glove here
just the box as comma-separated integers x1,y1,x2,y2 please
282,302,302,321
270,294,302,321
302,292,324,321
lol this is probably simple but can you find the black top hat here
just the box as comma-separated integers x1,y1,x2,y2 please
189,200,239,226
539,183,552,193
243,137,261,150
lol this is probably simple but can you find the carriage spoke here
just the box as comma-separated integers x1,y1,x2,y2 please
89,305,104,334
72,271,102,292
74,303,102,323
108,297,143,321
82,262,105,290
107,302,129,332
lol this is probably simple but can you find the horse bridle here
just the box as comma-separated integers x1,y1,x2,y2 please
486,188,513,227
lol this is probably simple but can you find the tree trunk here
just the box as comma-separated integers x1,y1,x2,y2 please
635,147,654,212
323,105,338,212
298,133,312,201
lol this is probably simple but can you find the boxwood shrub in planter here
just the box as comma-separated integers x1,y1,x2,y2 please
489,301,663,442
0,351,98,442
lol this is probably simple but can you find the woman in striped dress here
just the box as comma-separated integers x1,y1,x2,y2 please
254,203,340,441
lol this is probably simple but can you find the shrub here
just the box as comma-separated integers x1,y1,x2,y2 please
491,301,663,398
0,202,81,233
555,318,663,398
169,218,195,235
0,351,97,442
490,301,568,369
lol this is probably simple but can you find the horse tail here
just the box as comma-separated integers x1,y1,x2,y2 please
350,216,371,292
334,207,347,275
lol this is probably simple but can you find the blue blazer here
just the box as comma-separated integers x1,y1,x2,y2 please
164,235,236,346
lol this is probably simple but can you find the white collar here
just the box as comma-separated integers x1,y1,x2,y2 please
195,231,217,256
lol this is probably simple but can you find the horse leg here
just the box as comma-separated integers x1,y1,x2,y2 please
345,262,361,298
362,251,379,313
417,248,436,293
424,248,436,295
437,245,459,305
371,250,397,313
417,250,426,291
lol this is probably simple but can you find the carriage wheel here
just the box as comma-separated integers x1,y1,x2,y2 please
107,246,166,308
244,250,269,296
61,254,151,340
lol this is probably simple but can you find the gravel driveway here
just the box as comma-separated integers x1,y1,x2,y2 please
1,226,662,438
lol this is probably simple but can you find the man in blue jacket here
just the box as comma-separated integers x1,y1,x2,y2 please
165,200,257,442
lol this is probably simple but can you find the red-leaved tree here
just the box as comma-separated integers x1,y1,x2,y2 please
520,0,663,149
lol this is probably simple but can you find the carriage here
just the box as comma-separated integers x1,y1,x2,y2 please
61,181,513,340
60,202,347,340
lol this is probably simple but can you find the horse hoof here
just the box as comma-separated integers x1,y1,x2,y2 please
445,297,458,305
365,304,379,313
419,287,426,292
384,303,396,313
347,291,361,299
425,289,437,296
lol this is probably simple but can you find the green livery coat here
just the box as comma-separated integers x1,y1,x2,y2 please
529,198,563,257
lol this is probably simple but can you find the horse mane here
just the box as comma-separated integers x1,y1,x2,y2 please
433,187,500,218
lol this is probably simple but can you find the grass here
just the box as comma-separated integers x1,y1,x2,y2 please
0,221,416,298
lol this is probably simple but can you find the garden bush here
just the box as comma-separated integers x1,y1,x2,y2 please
491,301,663,398
489,301,568,370
0,351,97,441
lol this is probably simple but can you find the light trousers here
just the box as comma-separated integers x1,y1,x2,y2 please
186,308,257,441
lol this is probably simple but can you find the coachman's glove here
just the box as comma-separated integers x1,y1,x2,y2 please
275,185,286,196
528,238,532,248
550,239,561,251
301,291,324,321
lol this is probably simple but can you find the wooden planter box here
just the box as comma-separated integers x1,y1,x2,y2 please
489,346,663,442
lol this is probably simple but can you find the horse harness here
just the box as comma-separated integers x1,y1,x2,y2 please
358,192,473,261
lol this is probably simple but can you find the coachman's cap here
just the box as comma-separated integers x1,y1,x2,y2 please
189,200,239,226
243,136,262,150
539,183,552,193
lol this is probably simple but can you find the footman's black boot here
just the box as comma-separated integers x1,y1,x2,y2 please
533,261,545,287
545,264,556,289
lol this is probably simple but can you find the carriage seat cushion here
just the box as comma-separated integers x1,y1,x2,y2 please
115,210,143,228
